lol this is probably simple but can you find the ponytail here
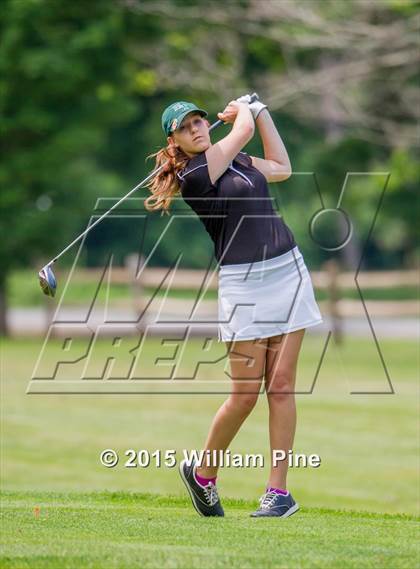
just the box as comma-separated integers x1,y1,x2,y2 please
144,143,190,216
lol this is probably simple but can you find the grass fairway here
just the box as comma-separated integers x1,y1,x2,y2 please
1,491,418,569
1,336,419,567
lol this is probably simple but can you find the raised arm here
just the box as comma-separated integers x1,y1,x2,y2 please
250,107,292,183
205,101,255,186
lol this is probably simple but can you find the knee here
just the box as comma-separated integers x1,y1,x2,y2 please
226,392,259,416
266,372,295,405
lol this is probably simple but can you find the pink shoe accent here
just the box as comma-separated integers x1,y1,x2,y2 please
195,468,217,487
267,486,289,496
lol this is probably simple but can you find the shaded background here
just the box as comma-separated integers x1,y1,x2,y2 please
1,0,419,336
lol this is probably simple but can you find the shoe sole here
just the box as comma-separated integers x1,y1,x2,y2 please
282,503,300,518
179,459,205,517
250,502,300,518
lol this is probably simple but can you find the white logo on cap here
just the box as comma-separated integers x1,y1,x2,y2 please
170,118,178,131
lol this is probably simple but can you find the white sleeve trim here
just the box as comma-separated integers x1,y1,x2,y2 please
177,163,208,182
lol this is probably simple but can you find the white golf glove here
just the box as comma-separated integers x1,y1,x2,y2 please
236,94,268,120
236,94,252,104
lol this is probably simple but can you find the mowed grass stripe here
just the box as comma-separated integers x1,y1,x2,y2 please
1,492,419,569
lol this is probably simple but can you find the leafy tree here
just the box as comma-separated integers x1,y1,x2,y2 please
0,1,137,334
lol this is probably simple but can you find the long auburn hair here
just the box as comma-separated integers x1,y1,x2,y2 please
144,141,191,216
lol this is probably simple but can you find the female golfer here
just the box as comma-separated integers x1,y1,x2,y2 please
145,97,323,518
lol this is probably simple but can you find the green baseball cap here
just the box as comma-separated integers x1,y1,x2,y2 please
161,101,208,137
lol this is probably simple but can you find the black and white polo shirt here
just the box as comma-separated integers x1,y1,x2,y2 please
177,151,296,266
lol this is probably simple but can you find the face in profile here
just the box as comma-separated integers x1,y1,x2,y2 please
169,112,211,157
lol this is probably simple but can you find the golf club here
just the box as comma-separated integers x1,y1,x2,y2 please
38,92,260,297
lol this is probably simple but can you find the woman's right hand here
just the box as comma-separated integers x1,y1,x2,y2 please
217,100,249,124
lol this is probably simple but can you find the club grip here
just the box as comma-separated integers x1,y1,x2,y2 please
210,92,260,131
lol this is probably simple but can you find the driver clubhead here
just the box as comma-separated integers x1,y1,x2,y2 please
38,265,57,297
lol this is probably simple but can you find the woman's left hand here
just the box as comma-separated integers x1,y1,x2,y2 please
217,100,246,124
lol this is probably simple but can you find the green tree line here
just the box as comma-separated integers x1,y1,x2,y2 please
1,0,418,335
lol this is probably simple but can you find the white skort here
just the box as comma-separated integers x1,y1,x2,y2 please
217,245,323,342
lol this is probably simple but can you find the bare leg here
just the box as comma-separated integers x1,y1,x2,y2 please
264,329,306,489
196,337,268,478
